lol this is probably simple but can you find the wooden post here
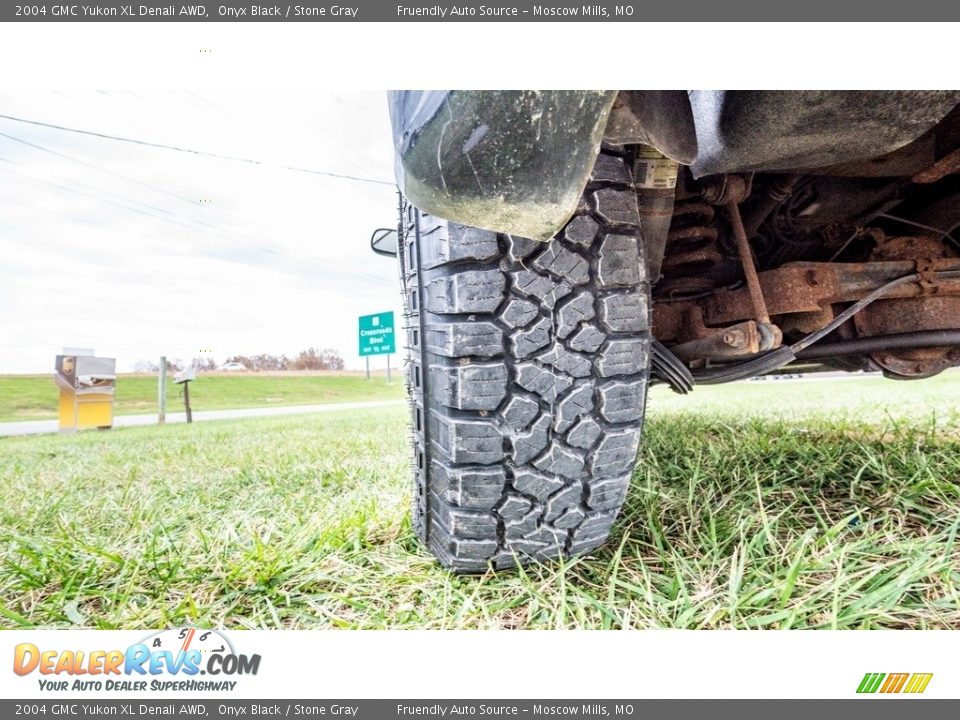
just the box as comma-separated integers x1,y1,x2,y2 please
183,381,193,423
158,356,167,425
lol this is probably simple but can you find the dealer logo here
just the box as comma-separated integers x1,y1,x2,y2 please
13,627,260,692
857,672,933,694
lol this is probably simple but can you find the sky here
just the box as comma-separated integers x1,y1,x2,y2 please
0,91,403,373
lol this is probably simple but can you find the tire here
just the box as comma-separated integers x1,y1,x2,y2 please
399,148,651,572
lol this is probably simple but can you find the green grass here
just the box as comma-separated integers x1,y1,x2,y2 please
1,374,958,629
0,373,404,423
650,371,960,426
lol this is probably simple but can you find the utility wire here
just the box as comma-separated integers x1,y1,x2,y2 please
0,154,291,262
0,163,241,265
0,130,396,275
0,195,99,228
0,129,274,232
0,112,395,187
0,159,395,286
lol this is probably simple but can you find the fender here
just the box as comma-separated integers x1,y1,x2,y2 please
389,90,617,240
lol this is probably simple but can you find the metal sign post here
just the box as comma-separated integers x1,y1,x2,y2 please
358,311,396,381
158,356,167,425
183,381,193,423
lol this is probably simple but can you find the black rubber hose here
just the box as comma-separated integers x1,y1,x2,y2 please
692,346,797,385
797,329,960,360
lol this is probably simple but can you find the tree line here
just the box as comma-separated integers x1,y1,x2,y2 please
134,347,344,372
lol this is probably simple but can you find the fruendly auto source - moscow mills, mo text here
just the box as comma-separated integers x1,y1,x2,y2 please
396,4,632,17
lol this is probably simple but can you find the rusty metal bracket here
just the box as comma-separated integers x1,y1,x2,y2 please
915,259,941,295
698,257,960,327
653,255,960,349
698,173,753,205
670,321,761,362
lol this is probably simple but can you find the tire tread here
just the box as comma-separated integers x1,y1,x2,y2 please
401,149,650,571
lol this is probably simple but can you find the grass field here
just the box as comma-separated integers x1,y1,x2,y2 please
0,373,404,423
1,373,958,629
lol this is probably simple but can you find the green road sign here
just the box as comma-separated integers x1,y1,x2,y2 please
358,311,396,356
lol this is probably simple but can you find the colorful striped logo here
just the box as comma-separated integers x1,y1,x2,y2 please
857,672,933,694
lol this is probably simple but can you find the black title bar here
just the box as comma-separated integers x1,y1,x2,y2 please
3,0,960,21
4,700,960,718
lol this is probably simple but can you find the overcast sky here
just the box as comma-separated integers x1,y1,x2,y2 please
0,91,403,374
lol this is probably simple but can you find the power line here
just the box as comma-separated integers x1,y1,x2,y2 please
0,129,273,232
0,195,99,228
0,153,275,252
0,129,397,264
0,162,240,265
0,112,395,187
0,158,395,286
0,111,398,286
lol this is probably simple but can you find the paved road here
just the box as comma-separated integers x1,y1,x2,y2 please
0,399,407,438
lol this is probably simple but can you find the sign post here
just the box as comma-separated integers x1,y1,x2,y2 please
358,311,396,381
173,366,196,423
158,356,167,425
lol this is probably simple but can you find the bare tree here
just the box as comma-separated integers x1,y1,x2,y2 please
133,359,159,373
194,357,218,372
290,347,344,370
221,349,344,371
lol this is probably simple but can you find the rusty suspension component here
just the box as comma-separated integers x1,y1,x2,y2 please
648,161,960,376
727,199,772,325
688,270,960,385
655,255,960,333
700,256,960,326
657,200,723,297
654,173,785,361
654,250,960,367
669,321,763,363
